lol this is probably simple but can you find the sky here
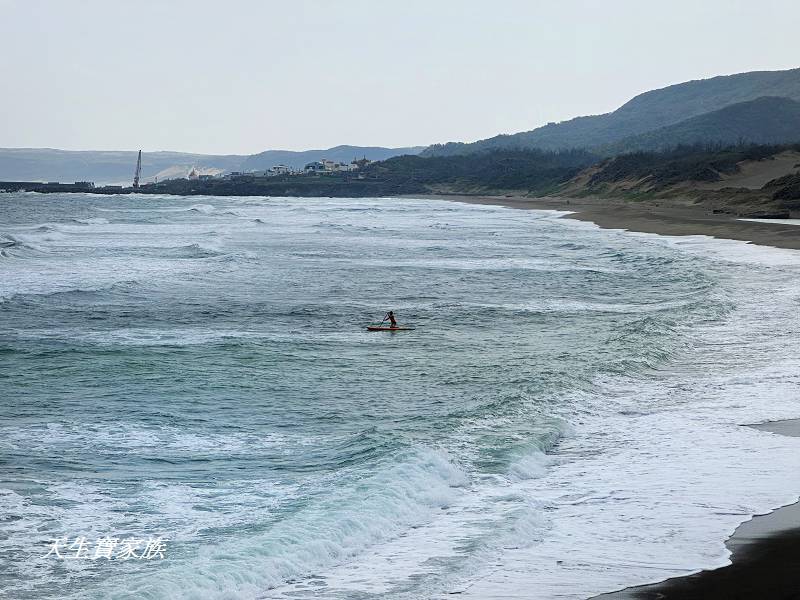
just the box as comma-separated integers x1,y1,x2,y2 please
2,0,799,155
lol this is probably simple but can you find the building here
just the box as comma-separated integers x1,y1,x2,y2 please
269,164,292,176
352,157,373,170
198,174,215,181
224,171,251,180
304,161,326,173
304,159,356,174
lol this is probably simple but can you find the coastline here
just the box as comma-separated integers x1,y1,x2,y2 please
594,419,800,600
426,194,800,250
7,192,797,597
429,193,800,599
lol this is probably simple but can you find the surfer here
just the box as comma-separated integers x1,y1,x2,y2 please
366,311,413,331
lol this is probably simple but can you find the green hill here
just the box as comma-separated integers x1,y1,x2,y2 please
423,68,800,156
605,97,800,153
363,148,597,193
582,143,800,190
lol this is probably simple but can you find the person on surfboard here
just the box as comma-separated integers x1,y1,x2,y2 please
385,311,397,328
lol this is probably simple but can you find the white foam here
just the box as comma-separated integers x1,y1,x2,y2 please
5,197,800,599
739,218,800,226
83,448,469,600
188,203,216,214
73,217,110,225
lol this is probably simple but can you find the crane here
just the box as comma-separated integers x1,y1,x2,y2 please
133,150,142,189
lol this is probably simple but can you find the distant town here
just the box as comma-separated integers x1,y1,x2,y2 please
0,155,376,193
0,154,385,196
204,156,375,181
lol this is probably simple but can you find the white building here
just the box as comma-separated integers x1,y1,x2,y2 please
303,159,358,174
269,164,292,175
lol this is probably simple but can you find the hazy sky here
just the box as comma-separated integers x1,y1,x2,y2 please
2,0,799,154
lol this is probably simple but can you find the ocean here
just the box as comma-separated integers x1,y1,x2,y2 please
1,193,799,599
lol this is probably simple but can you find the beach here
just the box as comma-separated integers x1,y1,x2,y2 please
434,194,800,250
3,192,799,599
5,1,799,597
437,193,800,599
594,419,800,599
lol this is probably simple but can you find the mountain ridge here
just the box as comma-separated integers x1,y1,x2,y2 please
423,67,800,156
0,145,424,185
241,145,424,172
604,96,800,153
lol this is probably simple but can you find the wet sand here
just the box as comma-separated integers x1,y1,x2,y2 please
428,195,800,250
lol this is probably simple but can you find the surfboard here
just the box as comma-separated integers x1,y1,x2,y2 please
366,326,416,331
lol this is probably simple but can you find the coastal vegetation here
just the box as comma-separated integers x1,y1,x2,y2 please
586,143,800,189
28,148,596,197
361,148,597,193
6,143,800,216
135,142,800,205
601,96,800,154
766,172,800,205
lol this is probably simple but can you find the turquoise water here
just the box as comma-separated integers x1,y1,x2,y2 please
2,194,800,599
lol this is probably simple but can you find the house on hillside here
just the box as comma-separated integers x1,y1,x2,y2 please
304,159,357,174
303,158,357,173
352,157,373,170
268,164,291,176
304,161,326,173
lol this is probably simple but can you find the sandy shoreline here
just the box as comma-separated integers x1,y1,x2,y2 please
426,194,800,598
424,194,800,250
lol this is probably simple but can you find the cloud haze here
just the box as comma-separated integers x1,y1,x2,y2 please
2,0,799,154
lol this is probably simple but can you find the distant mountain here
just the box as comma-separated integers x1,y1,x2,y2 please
0,145,423,185
423,68,800,156
604,96,800,153
0,148,245,185
241,145,424,171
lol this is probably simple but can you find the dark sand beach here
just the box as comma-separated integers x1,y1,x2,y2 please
433,195,800,250
436,194,800,599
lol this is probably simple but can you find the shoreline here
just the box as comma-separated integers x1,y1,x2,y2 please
427,193,800,598
425,194,800,251
594,419,800,599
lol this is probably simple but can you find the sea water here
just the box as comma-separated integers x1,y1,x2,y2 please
1,194,799,599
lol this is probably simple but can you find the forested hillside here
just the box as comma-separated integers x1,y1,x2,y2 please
424,68,800,156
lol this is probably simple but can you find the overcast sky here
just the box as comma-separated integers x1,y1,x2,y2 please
2,0,799,155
